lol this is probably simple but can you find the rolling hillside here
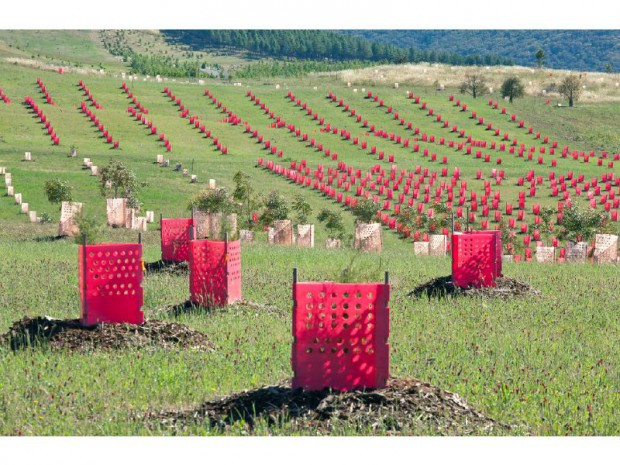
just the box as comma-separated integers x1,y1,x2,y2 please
338,30,620,72
1,30,620,438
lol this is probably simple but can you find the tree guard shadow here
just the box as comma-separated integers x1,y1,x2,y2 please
408,276,542,300
144,260,189,275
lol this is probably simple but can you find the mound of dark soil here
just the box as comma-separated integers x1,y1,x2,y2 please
0,317,214,352
153,378,507,435
144,260,189,275
409,276,541,299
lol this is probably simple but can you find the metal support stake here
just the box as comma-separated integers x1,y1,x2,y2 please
160,213,163,261
466,207,470,232
81,233,88,324
384,271,389,285
225,232,229,304
191,208,196,241
292,267,298,316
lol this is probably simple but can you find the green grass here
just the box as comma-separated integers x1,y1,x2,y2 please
0,30,119,69
0,220,619,435
1,52,620,436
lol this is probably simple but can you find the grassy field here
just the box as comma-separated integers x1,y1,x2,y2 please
0,220,619,435
1,33,620,436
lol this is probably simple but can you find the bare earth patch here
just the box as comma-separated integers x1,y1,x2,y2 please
152,378,508,435
0,317,214,352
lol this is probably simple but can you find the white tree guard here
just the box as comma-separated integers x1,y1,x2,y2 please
325,238,341,249
414,241,430,255
124,207,138,229
106,198,127,227
594,234,618,264
296,224,315,248
192,209,238,240
132,216,148,231
58,201,83,237
536,246,555,263
429,234,447,256
269,219,293,245
565,242,588,264
354,222,382,252
240,229,255,242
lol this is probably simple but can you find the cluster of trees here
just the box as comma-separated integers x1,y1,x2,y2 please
461,72,583,107
129,54,205,78
101,30,134,61
162,30,513,67
340,30,619,72
233,59,372,79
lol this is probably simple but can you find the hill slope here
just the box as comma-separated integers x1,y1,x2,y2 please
338,30,620,72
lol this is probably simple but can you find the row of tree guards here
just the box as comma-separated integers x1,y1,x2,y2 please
2,167,42,223
23,96,61,146
252,86,619,261
260,157,619,259
0,86,12,104
254,87,619,244
121,81,173,153
73,205,617,390
73,223,503,390
78,224,242,326
326,88,617,168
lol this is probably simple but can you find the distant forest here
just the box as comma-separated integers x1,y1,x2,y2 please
337,30,620,72
161,30,514,67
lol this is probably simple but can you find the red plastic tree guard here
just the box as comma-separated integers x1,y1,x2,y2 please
189,239,242,306
452,231,502,288
292,281,390,391
161,218,193,262
79,243,144,326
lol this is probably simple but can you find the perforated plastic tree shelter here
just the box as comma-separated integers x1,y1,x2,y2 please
292,269,390,391
189,238,241,307
79,239,144,326
161,217,193,262
452,230,502,288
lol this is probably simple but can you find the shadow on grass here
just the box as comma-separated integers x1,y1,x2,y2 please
408,275,460,300
408,276,542,300
144,260,189,275
31,235,66,243
165,300,225,318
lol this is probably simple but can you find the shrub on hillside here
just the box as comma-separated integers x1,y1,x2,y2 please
43,179,72,207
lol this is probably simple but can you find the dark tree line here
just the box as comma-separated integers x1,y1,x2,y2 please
162,30,513,66
129,54,204,77
338,30,619,72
